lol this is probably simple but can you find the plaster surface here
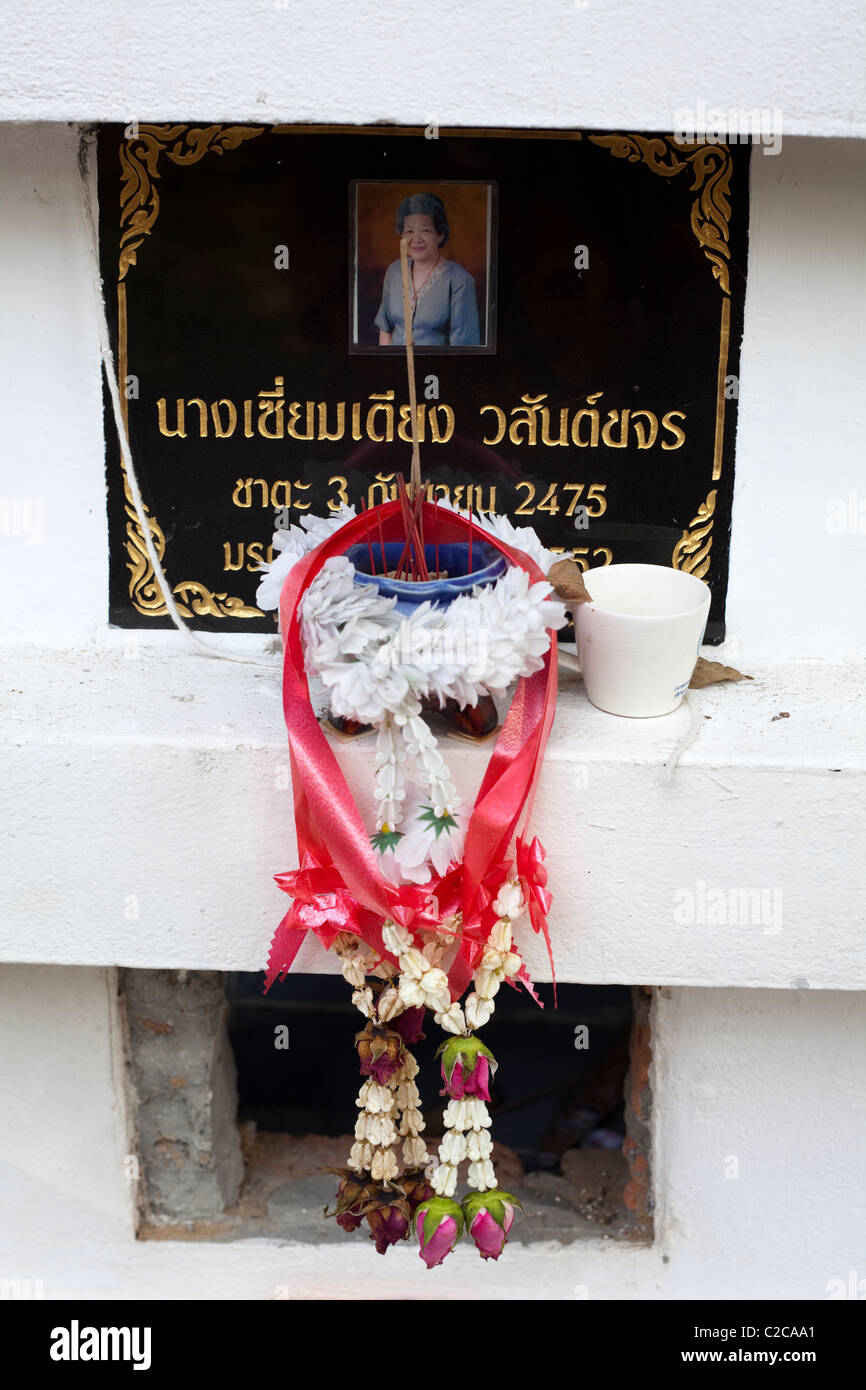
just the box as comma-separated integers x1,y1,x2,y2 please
0,1,863,137
1,970,862,1300
1,642,863,988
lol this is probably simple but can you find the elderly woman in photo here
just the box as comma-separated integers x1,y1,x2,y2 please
374,192,481,347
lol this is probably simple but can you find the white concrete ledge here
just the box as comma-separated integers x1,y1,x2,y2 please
1,639,863,988
0,0,864,137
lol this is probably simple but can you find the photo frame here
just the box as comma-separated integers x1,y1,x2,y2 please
350,179,497,355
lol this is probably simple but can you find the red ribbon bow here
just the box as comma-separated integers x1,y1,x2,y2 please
265,500,560,998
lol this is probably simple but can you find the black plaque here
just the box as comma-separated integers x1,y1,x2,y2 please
98,124,749,638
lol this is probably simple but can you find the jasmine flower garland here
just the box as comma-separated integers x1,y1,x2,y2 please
261,504,568,1265
259,537,565,883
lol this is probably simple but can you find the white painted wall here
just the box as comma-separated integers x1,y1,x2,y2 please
1,124,864,989
1,971,861,1300
0,1,864,137
2,646,864,988
0,965,135,1275
0,39,864,1293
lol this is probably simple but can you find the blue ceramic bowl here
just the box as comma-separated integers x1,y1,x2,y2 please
347,541,506,614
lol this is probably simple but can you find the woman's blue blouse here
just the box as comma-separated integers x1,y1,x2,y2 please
373,258,481,346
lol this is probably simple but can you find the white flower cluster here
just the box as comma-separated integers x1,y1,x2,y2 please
350,1077,399,1181
394,1051,428,1170
256,509,564,883
344,955,429,1179
255,504,358,611
430,1097,496,1196
427,878,530,1198
473,880,525,1001
300,556,565,724
333,930,397,987
382,921,451,1015
300,554,563,881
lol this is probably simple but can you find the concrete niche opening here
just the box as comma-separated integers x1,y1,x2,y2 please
120,969,653,1246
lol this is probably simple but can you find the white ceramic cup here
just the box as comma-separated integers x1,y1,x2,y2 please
575,563,711,717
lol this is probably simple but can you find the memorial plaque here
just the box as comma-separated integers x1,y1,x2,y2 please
98,124,749,639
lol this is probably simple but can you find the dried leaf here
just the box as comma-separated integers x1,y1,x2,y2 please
689,658,753,689
547,558,592,604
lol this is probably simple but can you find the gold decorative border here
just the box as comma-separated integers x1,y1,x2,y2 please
117,124,265,618
589,134,734,577
672,490,717,580
113,125,735,618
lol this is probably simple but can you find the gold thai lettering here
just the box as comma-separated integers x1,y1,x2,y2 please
509,394,547,446
428,404,455,444
514,481,536,515
157,397,186,438
425,481,451,502
156,385,683,453
187,398,208,438
231,478,269,508
661,410,687,450
317,402,346,441
328,475,349,510
601,409,630,448
571,393,603,448
631,410,658,449
223,541,276,573
258,377,285,439
397,404,427,444
366,391,396,443
286,399,314,441
540,406,570,447
270,480,291,508
211,399,237,438
479,404,506,445
367,472,398,507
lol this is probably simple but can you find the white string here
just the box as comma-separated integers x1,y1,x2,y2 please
657,689,704,784
76,129,279,668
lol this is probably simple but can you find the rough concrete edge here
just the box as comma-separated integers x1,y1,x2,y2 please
622,984,654,1242
106,965,146,1236
118,968,245,1224
209,985,245,1210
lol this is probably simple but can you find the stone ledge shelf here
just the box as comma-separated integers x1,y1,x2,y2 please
1,641,863,989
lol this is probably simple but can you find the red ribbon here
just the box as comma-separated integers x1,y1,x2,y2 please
265,501,559,994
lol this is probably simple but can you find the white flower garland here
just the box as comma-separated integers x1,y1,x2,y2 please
257,510,567,882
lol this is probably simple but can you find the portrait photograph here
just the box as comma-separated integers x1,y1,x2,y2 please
350,179,497,354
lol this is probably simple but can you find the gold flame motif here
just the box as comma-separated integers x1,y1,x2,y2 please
672,491,717,579
117,125,265,618
590,134,735,577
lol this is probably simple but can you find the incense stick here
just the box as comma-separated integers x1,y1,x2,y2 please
360,499,377,575
399,237,422,501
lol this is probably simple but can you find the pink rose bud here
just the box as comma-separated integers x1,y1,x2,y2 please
415,1197,464,1269
366,1201,410,1255
356,1021,404,1085
394,1006,426,1046
331,1173,374,1233
463,1190,522,1262
437,1036,497,1102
